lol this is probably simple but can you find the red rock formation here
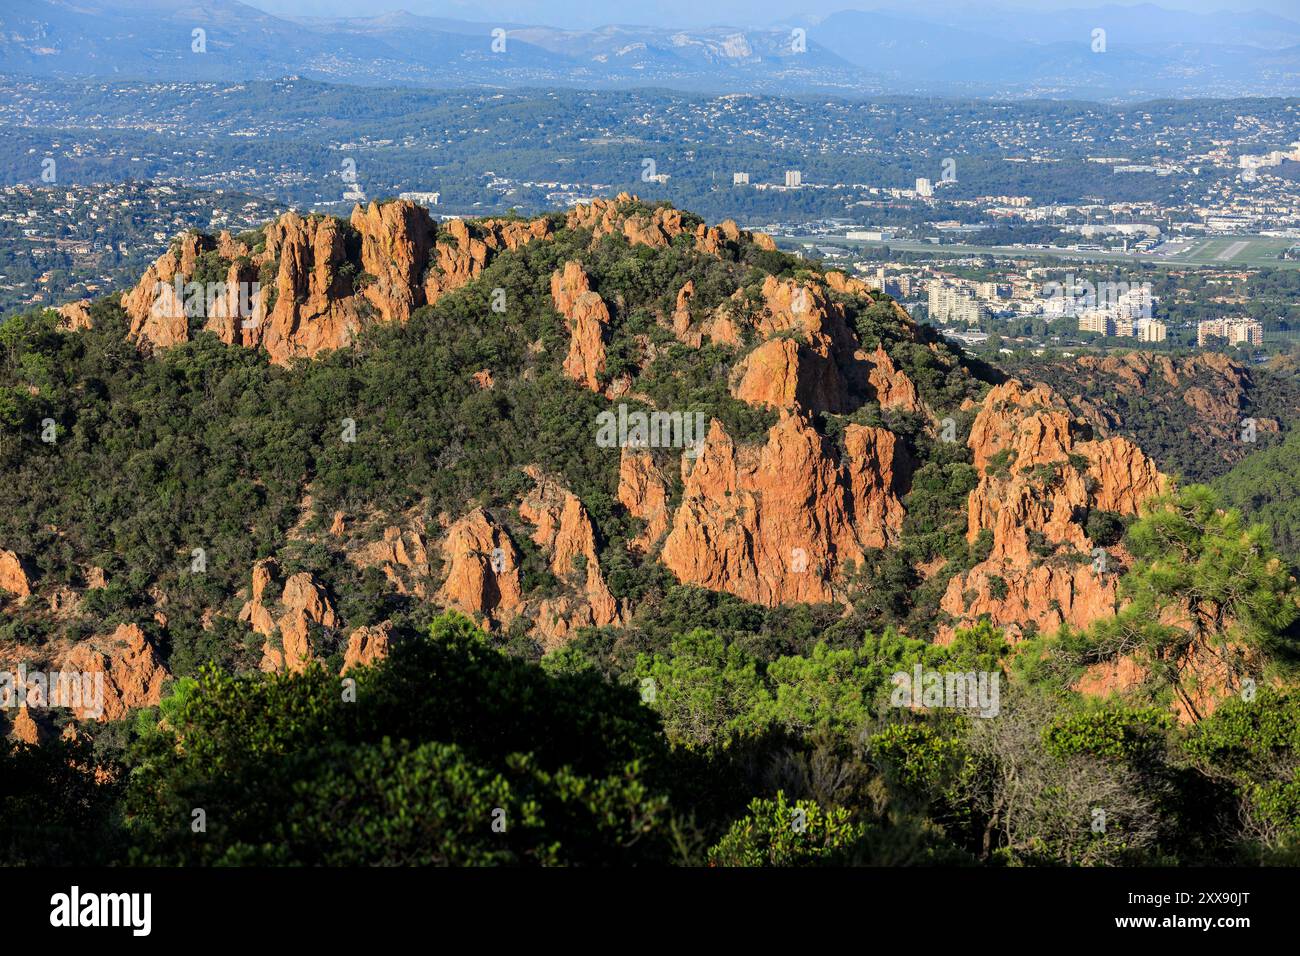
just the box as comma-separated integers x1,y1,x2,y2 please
940,379,1167,639
694,219,743,256
563,194,773,256
618,449,672,553
661,411,905,605
670,280,699,345
550,261,610,392
264,572,338,674
56,299,93,332
350,200,434,323
239,561,338,673
733,337,850,413
121,234,213,349
0,550,30,601
1074,629,1251,724
60,623,168,722
237,559,278,636
622,206,683,248
422,215,551,305
256,212,363,365
436,508,524,628
351,525,433,597
10,705,42,744
341,621,393,674
865,344,922,414
518,467,623,646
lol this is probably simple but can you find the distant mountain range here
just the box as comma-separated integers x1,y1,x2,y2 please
1,0,1298,98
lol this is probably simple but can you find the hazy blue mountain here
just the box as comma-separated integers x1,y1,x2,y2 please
0,0,1296,97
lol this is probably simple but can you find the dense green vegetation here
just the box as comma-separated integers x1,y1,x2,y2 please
4,487,1299,866
3,201,1300,867
1215,425,1300,567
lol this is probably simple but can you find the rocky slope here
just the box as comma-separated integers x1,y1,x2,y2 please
1004,351,1300,483
938,380,1166,640
1,193,1254,738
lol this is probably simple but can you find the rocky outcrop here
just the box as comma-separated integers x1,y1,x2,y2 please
670,280,699,345
563,193,775,256
341,621,393,674
661,411,905,605
720,274,907,417
731,337,849,414
60,623,168,722
256,212,363,365
265,572,338,674
56,299,93,332
350,199,435,323
865,344,922,414
237,559,278,636
120,202,548,366
623,206,684,248
0,550,31,601
618,449,672,553
519,466,624,647
350,525,433,598
550,261,609,392
9,705,42,744
940,380,1166,639
1005,350,1298,482
423,215,551,304
695,218,776,255
239,561,338,673
121,233,214,349
436,508,523,628
1074,621,1254,724
565,194,686,249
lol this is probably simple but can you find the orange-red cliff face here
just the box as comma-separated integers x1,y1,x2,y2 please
718,274,926,420
661,411,905,605
429,468,625,646
940,380,1167,640
60,623,169,722
518,466,625,647
118,201,556,367
618,449,672,554
237,559,340,674
563,193,776,255
550,261,610,393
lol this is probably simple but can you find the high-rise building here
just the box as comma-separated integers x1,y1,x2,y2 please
1197,318,1263,347
928,281,984,325
915,178,933,198
1137,318,1167,342
1110,284,1154,321
784,170,803,188
733,172,750,185
1079,311,1113,336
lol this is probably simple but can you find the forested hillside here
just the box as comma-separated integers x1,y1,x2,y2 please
2,196,1297,866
